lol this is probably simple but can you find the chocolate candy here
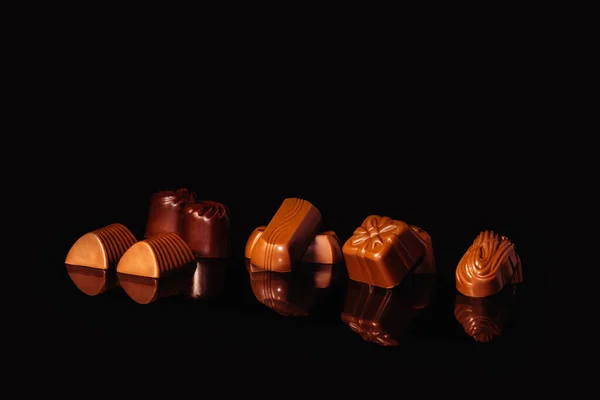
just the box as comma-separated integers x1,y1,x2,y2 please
65,223,137,270
409,224,436,274
181,201,231,258
341,273,435,346
250,198,322,272
65,264,119,296
116,232,195,278
187,258,228,299
455,285,516,342
342,215,427,288
455,230,522,298
144,188,196,238
118,265,195,305
245,226,342,264
245,259,339,316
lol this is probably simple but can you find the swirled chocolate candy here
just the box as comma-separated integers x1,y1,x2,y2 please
145,188,196,238
455,230,522,298
245,226,342,264
65,264,119,296
118,265,195,304
181,201,230,258
65,223,137,270
341,273,435,346
342,215,427,288
250,198,322,272
116,232,195,278
454,286,516,342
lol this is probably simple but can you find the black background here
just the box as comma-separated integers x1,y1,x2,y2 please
15,10,564,395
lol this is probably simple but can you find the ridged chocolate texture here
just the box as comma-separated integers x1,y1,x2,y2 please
409,224,436,273
342,215,427,288
245,226,342,264
181,201,230,258
340,274,435,346
65,264,119,296
118,265,195,305
455,230,522,298
65,223,137,270
145,188,196,238
250,198,322,272
454,288,515,342
116,232,195,278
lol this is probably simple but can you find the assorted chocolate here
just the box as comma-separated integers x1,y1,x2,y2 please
455,230,522,298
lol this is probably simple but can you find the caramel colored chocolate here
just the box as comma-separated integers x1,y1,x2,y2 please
181,201,230,258
118,264,195,305
116,232,195,278
455,285,516,342
341,273,435,346
186,258,228,299
65,264,119,296
145,188,196,238
455,230,522,298
245,226,342,264
250,198,322,272
65,223,137,270
342,215,427,288
409,224,436,274
246,259,339,316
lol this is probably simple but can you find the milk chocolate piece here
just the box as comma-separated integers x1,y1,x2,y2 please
181,201,230,258
342,215,427,288
65,264,119,296
186,258,228,299
65,223,137,270
250,198,322,272
118,264,195,305
409,224,436,274
116,232,195,278
245,226,342,264
455,285,516,342
145,188,196,238
246,259,339,316
455,230,522,298
341,273,435,346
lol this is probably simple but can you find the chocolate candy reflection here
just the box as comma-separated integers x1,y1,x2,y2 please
186,258,228,299
454,285,516,342
65,264,119,296
145,188,196,238
246,260,341,316
341,273,435,346
342,216,428,289
118,264,195,305
455,230,522,298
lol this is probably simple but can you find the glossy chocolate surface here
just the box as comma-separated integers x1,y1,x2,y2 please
144,188,196,238
65,264,119,296
116,232,195,278
187,258,229,299
246,259,342,316
250,198,322,272
342,215,427,288
118,264,196,304
341,273,435,346
65,223,137,270
245,226,342,264
455,230,522,298
409,224,436,274
455,285,517,342
181,201,230,258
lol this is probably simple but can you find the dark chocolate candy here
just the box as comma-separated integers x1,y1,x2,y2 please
65,223,137,270
181,201,230,258
145,188,196,238
342,215,427,288
455,230,522,298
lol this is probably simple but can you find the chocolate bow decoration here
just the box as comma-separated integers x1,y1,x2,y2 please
351,216,401,252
